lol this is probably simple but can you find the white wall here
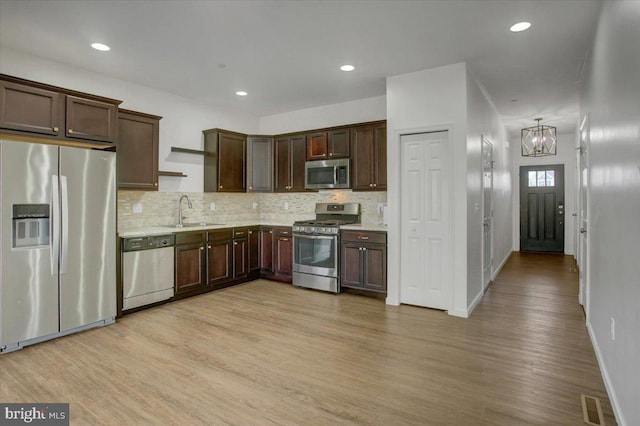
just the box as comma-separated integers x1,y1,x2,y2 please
386,63,469,317
510,132,578,255
259,95,386,134
466,70,511,309
580,1,640,424
0,47,259,192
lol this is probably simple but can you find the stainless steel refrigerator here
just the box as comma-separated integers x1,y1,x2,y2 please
0,139,116,353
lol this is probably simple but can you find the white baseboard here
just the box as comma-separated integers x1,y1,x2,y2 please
466,289,483,316
492,250,512,281
586,320,626,426
449,308,468,318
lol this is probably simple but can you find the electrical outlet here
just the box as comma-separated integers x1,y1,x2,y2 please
377,203,384,214
284,202,289,210
132,203,143,214
252,202,258,210
210,202,216,211
611,317,615,341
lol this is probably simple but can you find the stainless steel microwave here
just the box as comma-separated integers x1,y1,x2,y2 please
305,159,350,190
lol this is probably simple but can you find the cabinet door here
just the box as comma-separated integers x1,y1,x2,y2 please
247,137,273,192
65,95,117,143
307,131,328,160
289,135,307,191
0,80,62,136
117,110,159,190
233,238,248,278
363,245,387,292
207,240,232,285
328,128,350,158
341,243,364,288
274,137,291,192
247,229,260,273
351,125,375,190
374,124,387,190
175,243,206,293
274,236,292,277
218,132,246,192
260,229,273,273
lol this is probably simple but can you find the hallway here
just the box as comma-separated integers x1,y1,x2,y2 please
472,252,616,424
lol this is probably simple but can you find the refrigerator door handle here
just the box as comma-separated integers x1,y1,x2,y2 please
60,175,69,275
51,175,60,275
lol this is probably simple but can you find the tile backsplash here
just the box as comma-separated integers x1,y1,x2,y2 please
118,190,387,233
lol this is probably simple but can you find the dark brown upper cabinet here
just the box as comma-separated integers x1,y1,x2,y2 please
0,74,121,144
0,80,61,137
306,129,350,160
246,136,273,192
117,109,161,190
274,134,306,192
351,122,387,191
203,128,246,192
65,95,117,143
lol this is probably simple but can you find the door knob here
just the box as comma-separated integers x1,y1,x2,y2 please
580,228,587,234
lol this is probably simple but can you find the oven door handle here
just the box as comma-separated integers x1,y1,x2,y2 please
293,234,336,240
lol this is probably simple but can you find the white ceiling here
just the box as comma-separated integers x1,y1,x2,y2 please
0,0,601,137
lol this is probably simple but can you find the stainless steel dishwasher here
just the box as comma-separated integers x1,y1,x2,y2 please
122,234,175,311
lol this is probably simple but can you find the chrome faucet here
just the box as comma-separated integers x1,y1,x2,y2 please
176,195,193,227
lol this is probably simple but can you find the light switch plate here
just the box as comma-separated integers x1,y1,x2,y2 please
284,202,289,210
210,202,216,211
252,202,258,210
132,203,143,214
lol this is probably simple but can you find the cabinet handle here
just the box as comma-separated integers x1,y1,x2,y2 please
281,231,289,234
236,232,245,235
154,182,158,187
219,185,223,189
359,236,369,240
53,126,59,132
248,231,253,234
208,245,212,249
269,231,273,234
249,186,253,190
68,129,74,134
329,152,333,156
373,183,377,187
200,247,204,251
281,238,290,241
234,242,238,245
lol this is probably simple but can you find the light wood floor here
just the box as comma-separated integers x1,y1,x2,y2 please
1,252,615,425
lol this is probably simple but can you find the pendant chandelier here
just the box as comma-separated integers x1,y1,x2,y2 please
521,118,557,157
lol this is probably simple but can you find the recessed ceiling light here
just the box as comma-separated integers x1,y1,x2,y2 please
91,42,110,51
235,91,248,96
340,65,355,72
510,22,531,32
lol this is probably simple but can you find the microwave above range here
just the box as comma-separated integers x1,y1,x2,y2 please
305,158,350,190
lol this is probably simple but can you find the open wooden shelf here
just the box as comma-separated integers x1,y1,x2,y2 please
171,146,216,157
158,171,187,177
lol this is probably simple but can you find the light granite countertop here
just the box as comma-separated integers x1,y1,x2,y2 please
340,223,388,232
118,220,294,238
119,221,387,238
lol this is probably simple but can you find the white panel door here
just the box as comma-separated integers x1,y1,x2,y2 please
578,116,589,309
482,137,493,290
400,131,451,310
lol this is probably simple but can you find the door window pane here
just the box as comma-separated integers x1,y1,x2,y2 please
528,171,537,187
537,171,546,186
528,169,556,187
546,170,555,186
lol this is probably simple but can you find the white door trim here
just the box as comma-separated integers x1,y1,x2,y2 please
481,136,494,292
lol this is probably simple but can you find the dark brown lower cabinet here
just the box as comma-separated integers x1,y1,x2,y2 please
175,232,206,295
233,237,248,279
273,228,293,283
340,231,387,293
260,228,274,275
248,228,260,275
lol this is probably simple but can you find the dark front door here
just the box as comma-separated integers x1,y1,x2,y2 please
520,165,565,252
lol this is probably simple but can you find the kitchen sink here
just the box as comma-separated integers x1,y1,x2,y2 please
167,222,225,228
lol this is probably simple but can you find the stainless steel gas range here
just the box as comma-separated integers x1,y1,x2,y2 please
292,203,360,293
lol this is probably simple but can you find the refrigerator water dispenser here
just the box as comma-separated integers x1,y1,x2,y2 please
12,204,50,248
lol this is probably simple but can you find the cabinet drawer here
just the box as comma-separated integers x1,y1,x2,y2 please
233,228,249,238
341,230,386,244
175,232,205,245
208,229,233,242
273,227,292,238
